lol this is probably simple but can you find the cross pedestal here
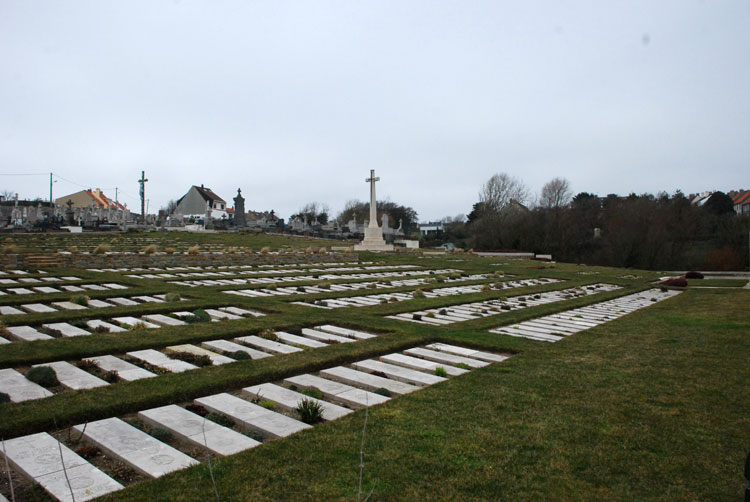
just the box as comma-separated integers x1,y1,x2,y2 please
354,169,394,251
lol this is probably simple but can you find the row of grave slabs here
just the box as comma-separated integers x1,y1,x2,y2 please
0,263,679,501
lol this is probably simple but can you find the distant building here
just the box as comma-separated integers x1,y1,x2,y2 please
419,221,444,236
730,190,750,215
55,188,126,211
174,185,228,219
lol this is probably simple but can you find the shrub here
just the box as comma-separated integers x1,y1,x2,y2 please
317,281,332,289
374,388,391,397
26,366,59,388
165,247,176,254
164,293,181,302
434,367,448,377
75,445,99,459
0,392,10,403
102,370,120,383
1,244,19,254
412,289,426,298
184,309,211,323
413,314,422,321
684,271,704,279
75,359,99,372
231,350,252,360
130,321,150,331
297,398,324,424
481,284,492,292
260,246,270,254
92,325,111,334
305,246,314,255
71,294,90,306
93,243,110,255
439,309,447,315
257,329,279,342
142,244,158,254
662,277,688,287
206,412,235,428
187,245,200,255
301,386,324,399
171,352,212,367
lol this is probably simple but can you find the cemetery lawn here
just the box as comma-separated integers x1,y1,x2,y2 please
94,287,750,502
687,278,748,287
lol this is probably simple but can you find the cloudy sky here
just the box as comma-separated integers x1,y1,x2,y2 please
1,1,748,221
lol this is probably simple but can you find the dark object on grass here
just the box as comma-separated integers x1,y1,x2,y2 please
186,403,208,416
745,450,750,502
684,271,704,279
374,387,391,397
184,309,211,323
75,444,99,459
26,366,59,388
662,277,688,287
171,352,212,367
231,350,252,360
0,392,10,403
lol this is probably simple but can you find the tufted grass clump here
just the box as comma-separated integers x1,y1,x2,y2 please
142,244,158,254
231,350,252,360
165,293,180,302
434,367,448,377
93,243,110,254
71,294,90,306
184,309,211,323
26,366,59,388
297,398,324,424
187,245,200,255
171,352,212,367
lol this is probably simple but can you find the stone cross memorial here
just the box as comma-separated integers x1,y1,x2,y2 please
354,169,394,251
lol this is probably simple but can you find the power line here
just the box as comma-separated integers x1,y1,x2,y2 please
0,172,49,176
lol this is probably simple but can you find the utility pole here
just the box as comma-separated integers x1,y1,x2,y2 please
49,172,53,208
138,171,148,224
115,187,118,205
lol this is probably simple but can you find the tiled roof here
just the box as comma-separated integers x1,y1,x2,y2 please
732,191,750,205
194,185,226,204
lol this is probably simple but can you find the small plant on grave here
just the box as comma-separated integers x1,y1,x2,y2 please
164,293,181,302
257,328,279,342
171,352,212,367
660,286,668,292
130,321,150,331
297,398,324,425
434,367,448,377
501,305,511,310
75,444,100,460
305,246,314,255
186,403,208,416
481,284,492,292
301,386,324,399
149,427,173,442
26,366,60,388
76,359,99,373
71,294,90,306
389,296,399,303
93,243,111,255
426,312,435,318
266,283,278,291
662,277,688,287
412,314,422,321
317,281,332,289
187,245,200,255
1,244,20,254
102,370,120,383
206,412,235,428
455,363,471,370
142,244,159,255
318,247,327,254
0,322,9,337
380,298,388,304
371,370,388,378
165,247,176,254
260,246,271,255
439,309,447,315
297,286,307,292
412,288,426,298
367,282,377,289
0,392,10,404
231,350,252,360
185,309,211,323
684,270,704,279
259,400,276,410
92,325,110,334
316,300,329,307
374,387,391,397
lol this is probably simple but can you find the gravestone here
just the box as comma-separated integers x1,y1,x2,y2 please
233,188,246,227
353,170,394,251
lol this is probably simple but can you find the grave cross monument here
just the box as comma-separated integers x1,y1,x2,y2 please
354,169,394,251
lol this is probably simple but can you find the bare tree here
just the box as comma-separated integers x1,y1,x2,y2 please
479,173,530,213
539,177,572,209
0,189,16,201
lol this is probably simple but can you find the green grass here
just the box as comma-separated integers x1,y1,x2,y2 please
1,235,744,500
687,278,748,287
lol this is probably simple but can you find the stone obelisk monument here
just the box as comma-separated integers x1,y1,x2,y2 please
354,169,394,251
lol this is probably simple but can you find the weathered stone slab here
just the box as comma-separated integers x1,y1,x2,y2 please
405,347,489,368
126,349,197,372
138,404,259,456
51,301,88,311
300,328,354,344
194,393,311,439
242,383,353,421
32,287,61,294
132,295,164,303
0,305,25,315
81,284,108,291
380,353,469,376
234,336,303,354
0,368,54,401
42,323,90,337
142,314,187,327
6,325,54,342
0,432,124,502
60,285,86,292
8,288,37,294
201,339,271,359
101,283,127,289
219,306,259,316
86,319,127,333
32,361,108,390
424,343,508,363
108,297,139,306
0,336,9,344
112,317,161,329
352,360,447,386
87,299,114,308
73,418,198,478
204,309,242,320
320,366,419,395
84,355,156,381
283,374,389,409
21,303,58,313
315,325,377,340
165,344,234,365
275,331,327,348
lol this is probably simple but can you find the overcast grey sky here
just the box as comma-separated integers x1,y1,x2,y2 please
1,1,748,221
